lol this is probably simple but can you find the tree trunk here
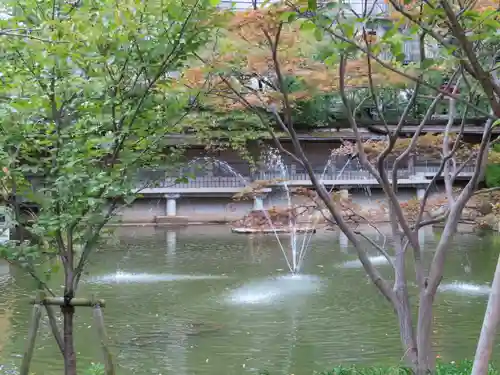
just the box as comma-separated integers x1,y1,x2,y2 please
477,146,489,185
471,254,500,375
61,305,77,375
394,286,418,366
416,293,435,375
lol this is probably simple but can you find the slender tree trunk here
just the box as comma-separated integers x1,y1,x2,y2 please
392,237,418,367
394,286,418,366
477,147,489,185
471,254,500,375
416,293,435,375
61,305,77,375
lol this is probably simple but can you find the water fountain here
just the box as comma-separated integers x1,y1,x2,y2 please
230,148,325,273
185,149,380,278
223,149,371,306
226,274,323,305
438,281,491,296
186,157,250,187
228,147,365,274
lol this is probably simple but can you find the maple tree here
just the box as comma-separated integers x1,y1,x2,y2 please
184,2,494,131
201,0,500,374
332,133,479,161
385,0,500,20
183,5,416,130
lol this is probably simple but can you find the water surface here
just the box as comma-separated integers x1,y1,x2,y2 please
0,226,498,375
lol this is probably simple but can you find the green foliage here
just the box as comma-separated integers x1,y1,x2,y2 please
186,108,270,149
260,361,498,375
485,164,500,187
0,0,219,293
485,145,500,188
84,363,105,375
318,366,413,375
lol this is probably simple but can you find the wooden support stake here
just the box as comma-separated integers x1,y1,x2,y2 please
93,304,115,375
45,305,64,355
20,303,42,375
30,297,106,307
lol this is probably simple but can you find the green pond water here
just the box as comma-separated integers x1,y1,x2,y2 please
0,226,499,375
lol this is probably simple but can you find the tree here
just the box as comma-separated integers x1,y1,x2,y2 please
183,6,418,133
0,0,219,374
199,1,500,374
185,5,493,131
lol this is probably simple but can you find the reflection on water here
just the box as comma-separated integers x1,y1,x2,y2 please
0,227,499,375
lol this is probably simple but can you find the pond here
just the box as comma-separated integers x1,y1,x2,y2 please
0,226,498,375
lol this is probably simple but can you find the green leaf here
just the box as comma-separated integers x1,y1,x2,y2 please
341,22,355,39
279,11,297,22
314,27,323,41
324,54,338,66
300,20,316,32
308,0,317,11
325,2,340,9
420,58,438,69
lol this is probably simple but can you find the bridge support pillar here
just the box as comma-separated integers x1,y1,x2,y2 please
416,186,426,200
418,227,426,247
339,231,348,252
165,194,180,217
253,194,266,211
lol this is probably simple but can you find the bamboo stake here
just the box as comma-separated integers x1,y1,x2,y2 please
93,304,115,375
45,305,64,355
20,303,42,375
30,297,106,307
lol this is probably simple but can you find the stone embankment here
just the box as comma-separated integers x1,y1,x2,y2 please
232,188,500,233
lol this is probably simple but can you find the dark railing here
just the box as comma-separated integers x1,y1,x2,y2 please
164,176,247,188
137,160,476,190
137,162,251,189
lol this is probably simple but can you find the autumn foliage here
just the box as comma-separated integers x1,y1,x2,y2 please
331,133,479,162
385,0,499,20
183,5,410,111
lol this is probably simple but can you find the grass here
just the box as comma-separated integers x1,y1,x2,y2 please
31,359,499,375
314,361,498,375
84,363,105,375
256,360,498,375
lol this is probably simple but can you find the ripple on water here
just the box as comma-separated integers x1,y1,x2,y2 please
87,272,229,284
225,274,323,306
439,281,491,296
340,255,392,269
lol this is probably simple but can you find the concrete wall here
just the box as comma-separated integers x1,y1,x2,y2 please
119,198,166,223
177,197,252,222
118,185,445,224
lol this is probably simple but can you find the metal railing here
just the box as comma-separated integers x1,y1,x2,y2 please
415,164,475,176
137,161,477,189
136,162,251,189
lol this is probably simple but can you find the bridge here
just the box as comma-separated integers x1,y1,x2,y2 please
137,162,475,217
